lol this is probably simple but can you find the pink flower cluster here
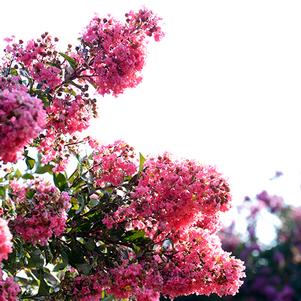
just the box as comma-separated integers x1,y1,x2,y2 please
0,270,20,301
72,274,104,301
46,94,94,134
106,263,162,301
80,8,163,96
99,154,245,299
104,154,231,236
71,263,162,301
4,34,62,90
0,218,12,263
126,8,165,42
11,179,71,246
160,228,245,298
90,140,137,187
0,88,46,163
71,240,244,301
0,77,22,92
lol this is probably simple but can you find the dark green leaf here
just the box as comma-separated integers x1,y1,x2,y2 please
85,238,96,251
68,168,79,184
67,242,86,267
76,263,91,275
59,52,77,70
28,249,45,268
26,188,35,199
53,173,68,191
75,194,86,214
53,251,69,272
38,270,50,295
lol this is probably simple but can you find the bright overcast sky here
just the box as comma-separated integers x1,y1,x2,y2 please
1,0,301,206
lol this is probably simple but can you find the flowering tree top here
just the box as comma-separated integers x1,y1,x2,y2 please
0,7,245,301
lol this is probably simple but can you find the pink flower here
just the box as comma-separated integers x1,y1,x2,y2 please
72,274,105,301
0,270,20,301
46,95,93,135
3,34,62,90
160,228,245,298
80,8,163,96
0,88,46,163
91,140,137,187
105,153,231,237
11,179,71,246
0,218,12,263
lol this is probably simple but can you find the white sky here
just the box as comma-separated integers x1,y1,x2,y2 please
1,0,301,208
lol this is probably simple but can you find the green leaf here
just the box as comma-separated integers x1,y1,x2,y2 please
53,173,68,191
102,295,115,301
53,251,69,272
36,83,43,90
76,263,91,275
36,164,54,174
124,230,145,242
85,238,96,251
75,194,86,214
22,173,34,180
10,68,18,76
46,61,61,69
43,267,60,287
139,153,145,173
26,188,35,199
0,186,5,198
14,169,22,179
38,270,50,296
28,249,45,269
88,198,99,207
68,168,79,184
25,156,35,169
59,52,77,70
67,242,86,267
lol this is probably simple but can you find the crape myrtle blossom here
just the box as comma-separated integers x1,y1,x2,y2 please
90,139,138,187
79,8,164,96
9,179,71,246
0,270,20,301
69,228,245,300
46,94,96,135
0,88,46,163
1,8,163,171
3,34,62,91
104,153,231,237
100,153,245,299
0,7,245,300
160,228,245,298
72,274,104,301
70,266,160,301
0,218,12,263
